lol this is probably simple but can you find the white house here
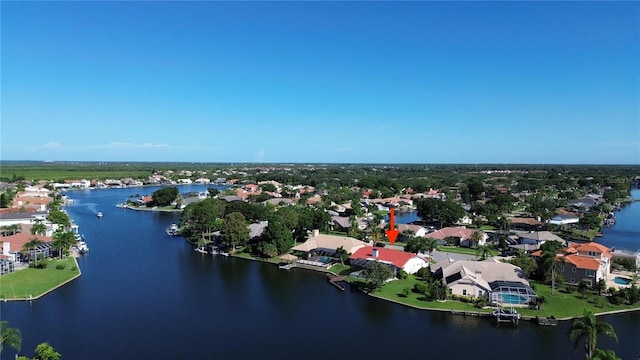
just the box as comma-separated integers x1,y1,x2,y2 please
349,246,428,275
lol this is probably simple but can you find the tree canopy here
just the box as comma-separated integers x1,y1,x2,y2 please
152,187,179,206
416,198,465,228
362,261,394,292
220,212,249,251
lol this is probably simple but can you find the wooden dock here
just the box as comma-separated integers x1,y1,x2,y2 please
327,274,347,291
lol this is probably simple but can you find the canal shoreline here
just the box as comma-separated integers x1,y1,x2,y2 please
1,257,82,302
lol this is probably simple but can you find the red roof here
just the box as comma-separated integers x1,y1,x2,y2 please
350,246,417,269
564,254,601,271
1,233,52,253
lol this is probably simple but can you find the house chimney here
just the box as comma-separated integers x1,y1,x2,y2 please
372,248,379,258
312,229,319,238
2,242,9,255
475,271,482,282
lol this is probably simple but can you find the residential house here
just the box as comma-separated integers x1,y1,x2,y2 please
291,231,368,258
432,258,536,306
509,217,543,231
559,242,613,287
426,227,487,247
1,230,53,262
349,246,428,275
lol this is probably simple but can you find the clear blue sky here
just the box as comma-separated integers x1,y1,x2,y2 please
2,1,639,164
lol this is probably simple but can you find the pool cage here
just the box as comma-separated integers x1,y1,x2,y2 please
489,280,537,306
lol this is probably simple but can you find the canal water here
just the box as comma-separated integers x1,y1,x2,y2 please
1,186,638,359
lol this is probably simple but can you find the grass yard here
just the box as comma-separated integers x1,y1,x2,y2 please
438,246,499,257
232,251,282,265
0,257,80,300
373,275,490,312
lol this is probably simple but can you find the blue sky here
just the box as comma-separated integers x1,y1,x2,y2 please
2,1,639,164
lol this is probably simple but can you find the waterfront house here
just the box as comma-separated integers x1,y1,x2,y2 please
559,242,612,287
291,230,368,258
1,231,53,263
431,258,536,306
349,246,428,275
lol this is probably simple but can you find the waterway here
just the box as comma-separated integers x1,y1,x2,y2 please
1,186,638,359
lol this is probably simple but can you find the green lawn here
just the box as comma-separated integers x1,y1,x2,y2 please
367,276,640,319
0,257,80,300
329,263,351,276
372,275,490,312
438,246,499,257
232,251,282,264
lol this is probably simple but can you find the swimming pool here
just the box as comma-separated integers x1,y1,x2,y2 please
317,256,332,264
499,293,528,305
614,277,632,285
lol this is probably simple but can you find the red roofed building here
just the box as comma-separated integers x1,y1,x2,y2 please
349,246,427,275
559,242,612,286
1,231,53,263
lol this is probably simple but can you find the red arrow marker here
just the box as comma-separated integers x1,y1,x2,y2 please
385,207,399,244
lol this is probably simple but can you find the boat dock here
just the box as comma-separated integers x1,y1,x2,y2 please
492,307,521,325
327,274,347,291
536,316,558,326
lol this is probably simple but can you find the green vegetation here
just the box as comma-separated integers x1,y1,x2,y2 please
0,258,80,300
569,310,618,360
151,186,178,207
0,320,22,353
438,246,499,257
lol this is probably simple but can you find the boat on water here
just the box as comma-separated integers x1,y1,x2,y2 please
97,212,103,218
166,223,179,236
76,241,90,254
195,246,208,254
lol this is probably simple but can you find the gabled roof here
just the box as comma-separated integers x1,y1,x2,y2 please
349,246,423,269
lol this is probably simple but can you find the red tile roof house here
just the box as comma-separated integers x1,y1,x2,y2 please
426,227,487,247
532,242,613,287
1,230,53,263
349,246,428,275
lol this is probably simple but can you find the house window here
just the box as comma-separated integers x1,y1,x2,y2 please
570,278,575,284
462,289,467,296
586,270,595,278
572,267,577,273
587,251,596,257
478,290,483,296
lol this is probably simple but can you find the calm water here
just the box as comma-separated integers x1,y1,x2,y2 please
1,186,639,359
597,188,640,252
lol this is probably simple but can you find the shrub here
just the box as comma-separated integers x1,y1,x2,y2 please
55,264,65,270
70,266,77,271
413,282,427,294
397,270,408,280
401,287,410,298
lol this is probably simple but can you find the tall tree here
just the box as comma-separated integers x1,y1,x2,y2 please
569,310,618,360
220,212,249,253
52,230,75,259
47,210,69,227
475,244,493,261
0,320,22,353
335,246,349,266
260,219,294,255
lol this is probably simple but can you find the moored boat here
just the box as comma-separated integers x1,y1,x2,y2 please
97,212,103,218
166,223,179,236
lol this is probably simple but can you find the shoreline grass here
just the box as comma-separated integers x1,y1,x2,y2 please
0,257,81,300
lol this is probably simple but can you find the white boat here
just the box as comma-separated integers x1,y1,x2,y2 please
76,241,90,254
166,223,179,236
97,212,103,218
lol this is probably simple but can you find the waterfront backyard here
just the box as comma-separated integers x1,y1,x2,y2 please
0,257,80,300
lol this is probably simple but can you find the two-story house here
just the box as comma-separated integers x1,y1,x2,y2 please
558,242,612,286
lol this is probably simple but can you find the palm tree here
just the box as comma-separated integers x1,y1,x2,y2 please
592,348,621,360
31,219,47,236
0,320,22,353
476,244,493,261
469,230,485,248
335,246,348,266
424,238,439,258
52,230,76,259
569,310,618,360
540,247,564,296
22,238,44,265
